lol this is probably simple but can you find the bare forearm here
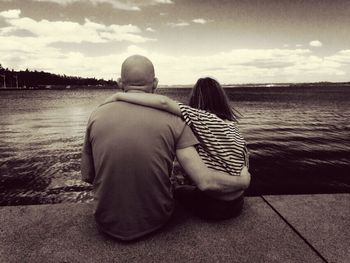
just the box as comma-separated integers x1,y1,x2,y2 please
120,93,166,109
201,169,249,194
114,93,182,116
100,92,120,106
177,147,250,196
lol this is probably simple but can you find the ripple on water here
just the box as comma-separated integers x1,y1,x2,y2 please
1,87,349,204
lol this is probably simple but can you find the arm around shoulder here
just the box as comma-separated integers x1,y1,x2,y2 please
100,92,121,106
114,93,182,116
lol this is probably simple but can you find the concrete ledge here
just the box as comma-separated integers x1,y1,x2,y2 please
264,194,350,263
0,196,342,263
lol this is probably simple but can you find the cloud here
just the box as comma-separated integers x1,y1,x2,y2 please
0,9,157,76
5,47,350,84
326,50,350,65
1,31,348,84
309,40,323,47
192,18,207,24
284,44,304,48
0,10,155,44
0,9,21,19
167,21,190,27
146,27,155,32
168,18,210,27
28,0,173,10
238,59,295,69
144,48,346,84
31,0,76,4
126,45,147,54
154,0,173,3
0,9,348,84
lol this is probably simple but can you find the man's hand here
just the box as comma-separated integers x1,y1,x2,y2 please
206,166,251,200
176,147,250,194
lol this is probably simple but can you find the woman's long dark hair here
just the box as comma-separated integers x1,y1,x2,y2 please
188,77,239,121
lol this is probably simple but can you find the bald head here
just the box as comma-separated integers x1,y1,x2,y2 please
119,55,157,92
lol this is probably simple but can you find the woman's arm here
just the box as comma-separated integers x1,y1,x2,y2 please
103,92,182,116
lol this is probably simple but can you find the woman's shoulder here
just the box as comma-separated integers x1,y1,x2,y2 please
224,119,238,125
178,103,222,120
223,119,240,130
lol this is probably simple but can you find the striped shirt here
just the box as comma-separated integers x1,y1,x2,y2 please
179,103,249,176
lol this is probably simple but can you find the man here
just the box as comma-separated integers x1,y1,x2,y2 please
81,55,250,241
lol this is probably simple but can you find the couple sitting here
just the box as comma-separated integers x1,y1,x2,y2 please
81,55,250,241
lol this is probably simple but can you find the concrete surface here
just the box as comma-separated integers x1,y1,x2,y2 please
0,195,347,263
263,194,350,263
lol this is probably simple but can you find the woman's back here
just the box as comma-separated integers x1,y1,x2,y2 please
179,103,248,177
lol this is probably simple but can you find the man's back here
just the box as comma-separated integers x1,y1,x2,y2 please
83,101,197,240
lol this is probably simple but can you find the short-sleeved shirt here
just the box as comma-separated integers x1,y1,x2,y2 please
82,101,198,240
178,103,249,177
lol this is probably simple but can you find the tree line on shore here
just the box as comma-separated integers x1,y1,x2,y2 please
0,64,117,89
1,64,349,89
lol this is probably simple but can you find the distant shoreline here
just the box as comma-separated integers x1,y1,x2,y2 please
0,82,350,91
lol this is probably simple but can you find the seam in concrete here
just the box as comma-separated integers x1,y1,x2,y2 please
259,195,329,263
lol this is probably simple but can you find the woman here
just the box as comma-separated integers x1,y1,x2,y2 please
104,77,249,220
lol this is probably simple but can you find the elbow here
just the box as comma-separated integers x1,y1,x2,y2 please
83,179,91,185
81,172,94,184
197,177,217,192
82,176,93,185
243,180,251,190
159,96,171,110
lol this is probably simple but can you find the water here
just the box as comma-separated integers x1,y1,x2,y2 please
0,86,349,205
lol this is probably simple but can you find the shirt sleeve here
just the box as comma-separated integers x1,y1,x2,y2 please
178,103,197,126
82,126,92,154
176,122,199,149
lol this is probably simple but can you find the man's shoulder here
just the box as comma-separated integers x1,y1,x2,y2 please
89,102,186,125
89,101,126,119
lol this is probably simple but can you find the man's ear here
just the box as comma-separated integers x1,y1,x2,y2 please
152,78,158,92
117,78,124,91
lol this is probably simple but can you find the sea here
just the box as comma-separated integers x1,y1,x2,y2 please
0,85,349,205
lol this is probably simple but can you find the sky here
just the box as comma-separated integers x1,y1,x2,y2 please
0,0,350,85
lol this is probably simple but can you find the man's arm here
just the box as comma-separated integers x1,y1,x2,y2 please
81,152,95,184
102,93,182,116
176,146,250,195
81,127,95,184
